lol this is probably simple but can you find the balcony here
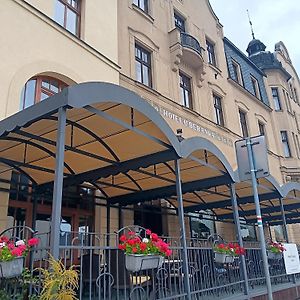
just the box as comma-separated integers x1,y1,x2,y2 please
169,28,206,86
180,32,203,56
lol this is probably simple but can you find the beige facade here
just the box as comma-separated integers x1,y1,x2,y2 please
1,0,300,244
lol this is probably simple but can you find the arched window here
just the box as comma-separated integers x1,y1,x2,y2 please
20,76,67,110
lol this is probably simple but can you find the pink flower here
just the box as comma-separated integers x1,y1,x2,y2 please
165,249,172,256
146,229,151,235
27,238,39,247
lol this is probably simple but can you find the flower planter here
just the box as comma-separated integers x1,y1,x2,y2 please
267,251,282,260
214,252,235,264
125,254,163,272
0,257,24,278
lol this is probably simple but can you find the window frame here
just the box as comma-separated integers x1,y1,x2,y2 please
250,75,261,99
213,94,224,126
206,40,216,66
280,130,292,158
174,11,186,32
20,76,67,110
271,87,282,111
135,43,152,87
239,109,249,138
258,121,265,137
179,71,193,109
231,59,243,86
133,0,149,14
55,0,81,37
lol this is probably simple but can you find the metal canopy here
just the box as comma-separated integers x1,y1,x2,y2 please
0,82,239,218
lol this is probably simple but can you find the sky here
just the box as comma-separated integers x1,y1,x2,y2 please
209,0,300,74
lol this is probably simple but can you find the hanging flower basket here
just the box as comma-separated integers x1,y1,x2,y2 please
214,252,235,264
125,254,163,272
0,235,39,278
267,251,283,260
213,242,245,264
0,257,24,278
118,229,171,272
267,241,285,260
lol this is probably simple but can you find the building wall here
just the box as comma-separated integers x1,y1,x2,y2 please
0,0,119,120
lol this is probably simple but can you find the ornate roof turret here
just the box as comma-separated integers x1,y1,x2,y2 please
246,38,267,57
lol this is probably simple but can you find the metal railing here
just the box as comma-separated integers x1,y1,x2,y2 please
2,228,300,299
180,32,203,56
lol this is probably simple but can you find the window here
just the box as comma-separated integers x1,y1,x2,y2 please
250,76,260,99
294,88,299,104
135,44,152,87
271,87,282,111
174,12,185,32
133,0,149,14
20,76,67,110
206,40,216,66
292,132,300,159
179,72,192,109
232,60,243,85
239,110,249,138
258,121,265,136
190,210,216,239
54,0,81,36
283,89,292,112
213,94,224,126
296,135,300,159
280,131,291,157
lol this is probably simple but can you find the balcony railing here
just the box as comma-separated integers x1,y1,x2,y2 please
180,32,203,56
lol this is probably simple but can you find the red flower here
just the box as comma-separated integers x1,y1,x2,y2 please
127,239,135,246
7,243,15,250
132,247,138,253
119,235,127,242
218,244,225,249
118,244,125,250
128,231,135,236
165,249,172,256
11,248,23,257
27,238,39,247
151,233,159,241
140,243,147,251
0,236,9,243
17,245,27,253
146,229,151,235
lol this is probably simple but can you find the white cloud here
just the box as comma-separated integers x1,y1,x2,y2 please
209,0,300,74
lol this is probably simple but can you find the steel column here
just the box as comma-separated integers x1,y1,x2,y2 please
50,107,67,259
246,138,273,300
279,198,289,243
106,201,111,246
230,183,250,297
174,159,191,300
